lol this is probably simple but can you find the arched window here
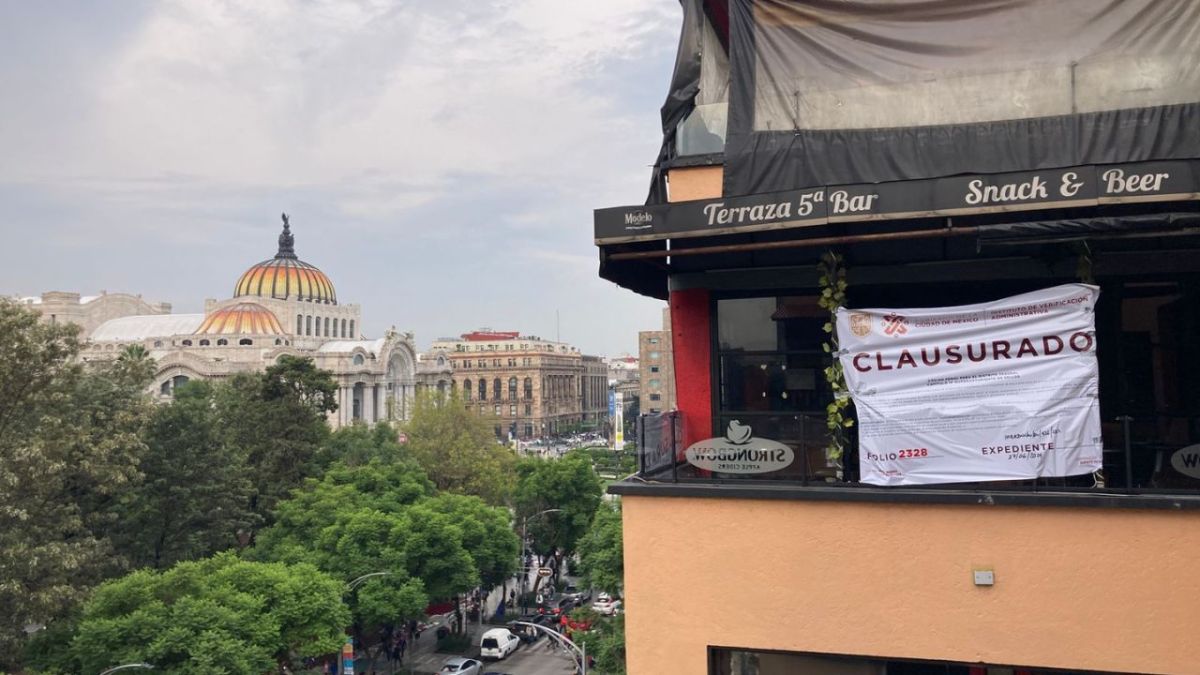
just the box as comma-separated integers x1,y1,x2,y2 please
274,338,282,345
199,339,210,346
239,338,253,346
217,338,228,346
315,317,321,337
181,340,192,347
349,320,356,338
508,377,517,400
464,379,472,401
341,318,347,338
478,379,487,401
524,377,532,399
306,315,312,336
353,354,365,366
297,315,303,334
153,340,163,348
160,380,171,396
324,317,330,336
493,378,502,401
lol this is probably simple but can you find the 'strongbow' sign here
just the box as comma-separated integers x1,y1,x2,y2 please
594,159,1200,244
685,421,794,474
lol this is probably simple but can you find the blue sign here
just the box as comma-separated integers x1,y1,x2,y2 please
608,390,616,417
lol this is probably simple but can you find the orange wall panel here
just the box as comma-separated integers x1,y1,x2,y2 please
667,165,723,202
622,496,1200,674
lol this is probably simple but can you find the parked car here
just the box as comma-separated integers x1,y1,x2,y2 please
563,584,591,603
440,657,482,675
479,628,521,660
592,594,622,616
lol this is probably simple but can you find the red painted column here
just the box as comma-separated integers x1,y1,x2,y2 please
670,288,713,449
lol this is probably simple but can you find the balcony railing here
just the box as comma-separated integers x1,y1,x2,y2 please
633,410,1200,495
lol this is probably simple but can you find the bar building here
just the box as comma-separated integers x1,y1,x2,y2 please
595,1,1200,673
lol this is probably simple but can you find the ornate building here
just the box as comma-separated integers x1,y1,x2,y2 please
426,330,607,439
21,216,443,428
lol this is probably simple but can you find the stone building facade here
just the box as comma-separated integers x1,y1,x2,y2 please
428,330,605,439
20,216,444,428
639,307,676,414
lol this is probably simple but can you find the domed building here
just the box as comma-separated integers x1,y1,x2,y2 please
62,215,451,427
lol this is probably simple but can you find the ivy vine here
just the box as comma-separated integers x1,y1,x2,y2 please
817,250,853,471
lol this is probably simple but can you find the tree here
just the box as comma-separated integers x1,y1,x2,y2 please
0,300,153,669
409,493,520,590
215,358,337,527
514,455,604,559
402,390,516,505
315,421,407,471
578,501,624,595
577,613,626,675
69,552,350,675
112,380,257,569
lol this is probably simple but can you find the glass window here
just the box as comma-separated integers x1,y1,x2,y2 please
463,380,472,401
508,377,518,400
648,351,660,359
510,404,517,416
306,315,312,336
479,379,487,401
349,320,355,337
649,337,659,344
297,315,303,334
493,378,502,400
650,366,660,373
494,404,501,416
649,379,661,388
341,318,347,338
217,339,228,346
324,317,330,336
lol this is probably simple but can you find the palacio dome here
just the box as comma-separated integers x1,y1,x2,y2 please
233,216,337,305
196,302,285,335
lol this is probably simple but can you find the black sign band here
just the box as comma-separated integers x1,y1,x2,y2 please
594,160,1200,244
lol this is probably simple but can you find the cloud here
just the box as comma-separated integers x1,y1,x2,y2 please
0,0,680,355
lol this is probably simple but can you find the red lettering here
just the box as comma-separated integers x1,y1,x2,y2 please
875,353,893,371
896,350,917,369
1070,331,1094,352
853,353,872,372
920,347,941,366
1042,335,1063,355
1016,338,1037,357
945,345,963,364
992,340,1011,359
967,343,988,362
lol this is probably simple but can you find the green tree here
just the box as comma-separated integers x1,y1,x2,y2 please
0,300,153,669
402,390,516,505
578,613,626,675
69,552,350,675
514,455,603,559
414,493,520,591
315,421,407,470
578,501,624,595
215,357,337,528
113,381,257,569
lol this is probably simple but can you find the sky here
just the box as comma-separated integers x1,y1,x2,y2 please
0,0,680,357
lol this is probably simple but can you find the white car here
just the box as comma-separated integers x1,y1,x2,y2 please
479,627,520,660
592,594,622,616
440,657,482,675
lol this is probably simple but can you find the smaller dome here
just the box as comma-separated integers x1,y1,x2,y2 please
197,302,285,335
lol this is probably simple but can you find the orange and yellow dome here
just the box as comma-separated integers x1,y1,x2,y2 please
233,217,337,305
197,302,285,335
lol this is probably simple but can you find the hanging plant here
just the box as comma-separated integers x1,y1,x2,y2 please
817,250,853,475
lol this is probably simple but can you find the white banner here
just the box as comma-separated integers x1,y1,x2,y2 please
836,284,1102,486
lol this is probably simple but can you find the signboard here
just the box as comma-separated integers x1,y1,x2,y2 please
836,284,1103,486
613,392,624,450
608,390,616,418
537,567,553,578
595,159,1200,243
1171,445,1200,479
341,639,354,675
684,421,794,474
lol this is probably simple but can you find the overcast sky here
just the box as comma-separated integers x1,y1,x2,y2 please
0,0,679,356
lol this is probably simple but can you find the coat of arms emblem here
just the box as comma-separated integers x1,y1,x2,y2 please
850,313,872,337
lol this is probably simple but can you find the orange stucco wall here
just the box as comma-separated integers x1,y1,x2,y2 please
667,165,723,202
622,495,1200,674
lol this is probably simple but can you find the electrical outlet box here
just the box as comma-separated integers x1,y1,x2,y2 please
973,569,995,586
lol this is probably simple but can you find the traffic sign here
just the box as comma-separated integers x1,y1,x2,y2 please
537,567,553,578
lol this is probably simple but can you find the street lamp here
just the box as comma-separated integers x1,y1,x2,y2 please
346,571,393,592
520,508,563,603
98,664,154,675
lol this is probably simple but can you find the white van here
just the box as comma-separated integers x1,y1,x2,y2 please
479,627,520,660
